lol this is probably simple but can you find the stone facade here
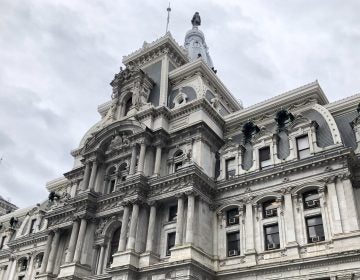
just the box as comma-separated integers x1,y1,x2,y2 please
1,14,360,280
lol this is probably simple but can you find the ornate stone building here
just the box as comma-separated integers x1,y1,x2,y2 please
1,13,360,280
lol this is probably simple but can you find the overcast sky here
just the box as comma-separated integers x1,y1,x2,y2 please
1,0,359,208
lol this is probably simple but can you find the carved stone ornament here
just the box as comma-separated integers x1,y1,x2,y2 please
108,134,130,152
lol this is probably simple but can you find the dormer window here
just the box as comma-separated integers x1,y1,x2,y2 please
259,146,271,170
303,190,320,209
296,135,310,159
225,158,236,179
29,219,37,234
173,91,188,108
124,96,132,116
262,200,278,218
107,166,117,194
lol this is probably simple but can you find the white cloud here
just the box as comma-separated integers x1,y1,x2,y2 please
0,0,359,207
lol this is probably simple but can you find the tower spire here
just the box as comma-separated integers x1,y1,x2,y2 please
165,2,171,33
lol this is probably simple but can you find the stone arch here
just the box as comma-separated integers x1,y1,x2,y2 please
102,219,122,239
216,202,242,214
291,182,325,195
252,192,282,205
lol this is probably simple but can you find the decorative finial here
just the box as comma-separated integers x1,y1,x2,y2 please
166,2,171,33
191,12,201,27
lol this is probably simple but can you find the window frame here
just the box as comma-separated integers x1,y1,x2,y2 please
226,208,239,226
259,146,271,170
303,190,320,210
264,223,280,251
262,200,278,219
225,157,236,179
166,232,176,256
306,215,325,243
29,219,37,234
296,134,311,159
168,205,178,222
227,231,240,257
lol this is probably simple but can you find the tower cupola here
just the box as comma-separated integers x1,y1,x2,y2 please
184,12,214,69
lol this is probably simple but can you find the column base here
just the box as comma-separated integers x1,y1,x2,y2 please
139,251,160,267
244,251,256,265
35,273,56,280
285,242,300,259
57,262,92,279
111,250,140,268
169,244,213,269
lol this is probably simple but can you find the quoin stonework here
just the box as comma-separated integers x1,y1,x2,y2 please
1,13,360,280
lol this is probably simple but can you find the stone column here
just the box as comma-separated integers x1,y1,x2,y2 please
342,174,359,231
65,219,80,263
159,55,169,106
127,203,140,250
137,142,147,174
40,231,54,274
73,218,87,263
145,202,157,252
319,187,331,239
88,161,98,190
118,204,130,252
82,162,91,190
326,177,343,234
0,266,5,280
129,145,137,175
46,230,61,274
212,209,219,257
96,245,106,275
185,192,195,244
6,258,16,280
26,254,35,280
245,201,255,253
153,146,162,176
175,195,185,246
283,190,297,244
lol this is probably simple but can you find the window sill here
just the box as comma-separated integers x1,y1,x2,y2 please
163,220,176,226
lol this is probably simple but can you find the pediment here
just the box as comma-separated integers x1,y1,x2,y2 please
82,119,147,154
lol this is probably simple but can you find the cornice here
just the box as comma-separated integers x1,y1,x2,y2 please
7,231,48,250
169,59,242,112
325,93,360,116
216,146,351,193
224,81,328,132
122,32,188,68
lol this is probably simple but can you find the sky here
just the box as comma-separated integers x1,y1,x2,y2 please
1,0,360,208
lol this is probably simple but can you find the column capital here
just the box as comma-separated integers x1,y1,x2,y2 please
175,192,186,199
148,200,158,207
340,172,352,181
280,186,293,195
322,175,337,184
184,190,197,197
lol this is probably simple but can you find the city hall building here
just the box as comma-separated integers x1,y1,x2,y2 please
1,13,360,280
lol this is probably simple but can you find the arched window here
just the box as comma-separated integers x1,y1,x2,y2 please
107,227,121,267
18,257,28,271
118,162,128,182
107,166,117,193
173,149,184,172
124,96,132,116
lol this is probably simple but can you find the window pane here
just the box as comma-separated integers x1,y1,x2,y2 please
297,135,310,150
226,158,235,169
299,149,311,159
259,147,270,161
265,224,279,234
307,216,323,226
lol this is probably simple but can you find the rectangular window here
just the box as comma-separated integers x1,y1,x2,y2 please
168,205,178,222
29,219,37,234
0,236,6,249
297,135,310,159
109,179,116,193
226,158,236,179
166,232,176,256
264,224,280,250
226,208,239,226
306,215,325,243
227,231,240,256
259,147,271,170
174,161,183,172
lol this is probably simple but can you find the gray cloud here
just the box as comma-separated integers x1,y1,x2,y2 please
0,0,359,207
